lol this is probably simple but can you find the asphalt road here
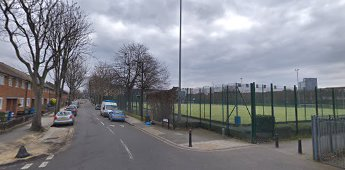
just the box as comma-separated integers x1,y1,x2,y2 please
2,101,339,170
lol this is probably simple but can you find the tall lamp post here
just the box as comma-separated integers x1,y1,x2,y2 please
295,68,300,105
178,0,182,121
295,68,300,89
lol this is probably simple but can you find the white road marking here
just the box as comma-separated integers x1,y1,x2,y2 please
100,121,105,126
38,161,49,168
96,118,99,120
109,125,115,127
120,139,133,160
107,127,115,135
119,125,124,128
21,163,33,169
46,154,54,160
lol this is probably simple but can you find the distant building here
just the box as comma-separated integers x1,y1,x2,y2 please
298,78,317,91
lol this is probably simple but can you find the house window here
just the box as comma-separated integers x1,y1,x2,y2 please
22,81,25,89
0,97,3,110
15,79,19,88
19,98,24,107
26,98,31,107
28,83,31,90
8,77,13,87
0,75,4,85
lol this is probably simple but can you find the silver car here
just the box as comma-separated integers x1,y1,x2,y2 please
53,111,75,126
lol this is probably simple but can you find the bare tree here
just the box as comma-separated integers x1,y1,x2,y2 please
49,1,91,112
0,0,62,131
65,57,88,103
88,63,120,104
113,43,169,110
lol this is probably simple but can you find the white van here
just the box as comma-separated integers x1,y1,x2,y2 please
100,100,118,117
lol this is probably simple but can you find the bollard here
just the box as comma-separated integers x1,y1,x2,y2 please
189,129,192,147
275,133,279,148
298,139,302,154
222,128,225,138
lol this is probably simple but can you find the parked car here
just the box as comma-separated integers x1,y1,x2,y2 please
95,104,101,110
53,111,75,126
65,105,78,116
100,100,118,117
71,101,80,108
108,110,125,122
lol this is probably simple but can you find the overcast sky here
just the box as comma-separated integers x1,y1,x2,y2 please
1,0,345,88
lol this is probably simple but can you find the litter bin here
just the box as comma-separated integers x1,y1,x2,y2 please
145,113,150,122
235,116,241,126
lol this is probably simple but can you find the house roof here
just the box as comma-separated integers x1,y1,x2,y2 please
0,62,31,81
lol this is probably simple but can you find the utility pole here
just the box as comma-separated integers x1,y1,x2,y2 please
178,0,182,121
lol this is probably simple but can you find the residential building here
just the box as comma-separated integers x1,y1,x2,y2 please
0,62,67,116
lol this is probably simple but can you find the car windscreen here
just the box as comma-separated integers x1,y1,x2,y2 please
67,106,75,109
57,112,71,116
105,105,117,110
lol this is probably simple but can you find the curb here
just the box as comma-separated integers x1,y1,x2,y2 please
126,117,255,152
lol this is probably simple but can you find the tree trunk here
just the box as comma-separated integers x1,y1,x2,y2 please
126,88,132,112
30,84,44,131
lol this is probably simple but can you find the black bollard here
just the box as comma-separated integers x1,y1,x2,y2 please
275,133,279,148
189,129,192,147
298,139,302,154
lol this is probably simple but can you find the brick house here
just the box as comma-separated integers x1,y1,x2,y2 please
0,62,67,116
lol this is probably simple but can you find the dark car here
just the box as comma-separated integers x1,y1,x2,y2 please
65,105,78,116
95,104,101,110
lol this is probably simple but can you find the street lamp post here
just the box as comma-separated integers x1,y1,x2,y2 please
178,0,182,121
295,68,300,89
295,68,300,106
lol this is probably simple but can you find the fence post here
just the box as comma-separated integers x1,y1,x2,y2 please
271,83,275,137
284,86,287,123
203,87,206,120
315,86,319,116
186,88,189,125
251,82,257,144
189,88,194,120
312,115,319,160
199,88,201,125
294,85,299,135
235,83,239,117
209,87,212,130
304,88,307,120
332,88,336,117
222,85,224,126
262,84,265,115
226,85,230,131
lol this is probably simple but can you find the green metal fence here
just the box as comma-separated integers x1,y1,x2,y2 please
108,83,345,143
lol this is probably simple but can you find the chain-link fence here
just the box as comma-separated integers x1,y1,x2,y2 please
103,83,345,143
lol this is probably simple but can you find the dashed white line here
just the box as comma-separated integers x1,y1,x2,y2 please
119,125,124,128
38,161,49,168
21,163,33,169
120,139,133,160
107,127,115,135
109,125,115,127
46,154,54,160
100,121,105,126
96,118,99,120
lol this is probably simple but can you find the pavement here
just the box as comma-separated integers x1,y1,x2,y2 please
125,115,253,151
0,110,74,166
0,101,340,170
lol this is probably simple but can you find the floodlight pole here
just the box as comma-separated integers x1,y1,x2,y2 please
178,0,182,121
